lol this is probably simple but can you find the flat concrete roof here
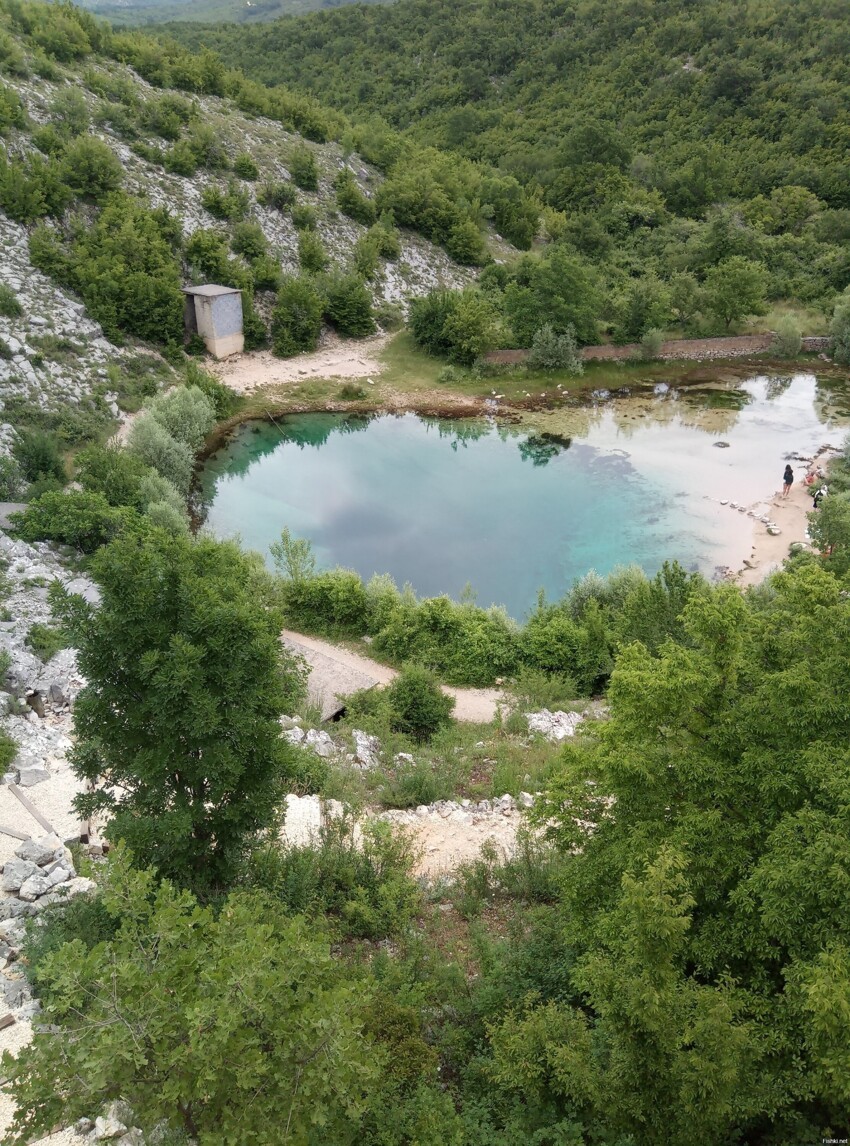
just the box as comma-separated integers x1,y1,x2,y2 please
182,284,242,297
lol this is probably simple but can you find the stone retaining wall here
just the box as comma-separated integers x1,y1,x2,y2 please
486,332,833,367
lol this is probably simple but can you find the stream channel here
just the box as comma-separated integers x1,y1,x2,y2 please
198,371,850,619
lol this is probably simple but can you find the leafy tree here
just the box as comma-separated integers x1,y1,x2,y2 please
440,290,498,365
502,249,601,346
58,136,123,201
55,528,305,891
145,385,217,451
127,413,194,495
808,492,850,573
703,256,769,329
62,194,184,344
3,853,375,1144
445,217,487,265
520,567,850,1142
613,275,671,343
75,443,152,509
271,274,325,356
323,273,375,337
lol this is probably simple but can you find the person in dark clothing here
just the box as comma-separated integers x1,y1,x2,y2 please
782,464,794,497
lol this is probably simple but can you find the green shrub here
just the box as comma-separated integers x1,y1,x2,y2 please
0,80,25,133
145,499,189,535
288,143,319,191
201,181,250,221
75,443,152,508
638,327,665,361
184,227,230,281
297,229,327,272
22,893,119,1010
25,622,67,663
335,168,376,225
233,153,259,181
59,137,123,201
0,337,11,361
231,220,267,261
127,414,194,495
47,195,184,345
10,491,132,552
445,217,488,265
184,361,239,419
291,203,317,231
251,253,282,291
352,232,382,280
249,817,420,940
528,323,584,373
0,454,23,499
12,430,65,484
271,275,325,357
374,300,404,332
48,88,89,138
384,663,455,742
163,139,198,176
772,315,803,357
829,289,850,365
0,283,22,319
145,385,216,451
257,180,296,211
409,287,498,364
323,274,375,337
280,567,369,635
0,728,16,772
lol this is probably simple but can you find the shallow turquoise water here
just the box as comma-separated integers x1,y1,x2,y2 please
199,371,850,618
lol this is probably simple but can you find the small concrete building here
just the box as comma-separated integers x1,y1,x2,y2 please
182,285,244,358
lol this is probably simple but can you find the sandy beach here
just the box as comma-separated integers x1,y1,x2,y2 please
735,447,836,587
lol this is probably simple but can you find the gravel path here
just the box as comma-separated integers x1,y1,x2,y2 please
282,630,503,723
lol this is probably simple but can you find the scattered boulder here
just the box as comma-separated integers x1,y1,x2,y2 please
2,857,39,892
14,835,59,866
351,729,380,769
283,726,306,745
304,728,336,758
95,1104,129,1140
526,709,584,742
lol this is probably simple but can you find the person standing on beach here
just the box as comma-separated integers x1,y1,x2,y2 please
782,464,794,497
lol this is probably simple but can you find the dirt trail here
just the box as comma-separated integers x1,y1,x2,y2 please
282,630,503,723
211,332,390,394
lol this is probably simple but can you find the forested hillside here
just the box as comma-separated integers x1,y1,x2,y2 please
76,0,389,29
161,0,850,347
167,0,850,207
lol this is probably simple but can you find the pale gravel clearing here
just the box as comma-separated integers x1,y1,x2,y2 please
210,332,390,395
282,630,504,723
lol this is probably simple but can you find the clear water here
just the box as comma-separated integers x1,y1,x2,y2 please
197,373,849,620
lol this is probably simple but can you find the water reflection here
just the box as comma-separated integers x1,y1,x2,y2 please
198,371,850,617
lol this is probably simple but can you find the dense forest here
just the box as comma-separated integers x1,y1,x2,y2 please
165,0,850,348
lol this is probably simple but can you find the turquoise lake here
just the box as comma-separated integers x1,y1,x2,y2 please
198,373,849,619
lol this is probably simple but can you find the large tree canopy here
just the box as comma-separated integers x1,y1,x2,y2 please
500,563,850,1143
55,527,305,891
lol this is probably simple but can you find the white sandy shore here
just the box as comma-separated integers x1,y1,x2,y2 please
734,447,836,587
